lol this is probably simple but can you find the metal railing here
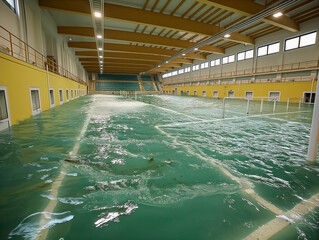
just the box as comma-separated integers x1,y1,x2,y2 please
163,60,319,86
0,26,87,85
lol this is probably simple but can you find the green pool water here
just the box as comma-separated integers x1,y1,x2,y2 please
0,94,319,240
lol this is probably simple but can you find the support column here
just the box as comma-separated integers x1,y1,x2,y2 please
307,72,319,162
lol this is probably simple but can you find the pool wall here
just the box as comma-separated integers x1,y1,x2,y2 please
0,52,88,125
163,80,317,102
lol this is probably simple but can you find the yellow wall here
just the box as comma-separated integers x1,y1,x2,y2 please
0,53,87,125
163,81,317,103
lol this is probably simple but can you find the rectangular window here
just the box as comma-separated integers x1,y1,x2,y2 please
285,31,317,50
202,91,206,97
228,90,235,98
30,88,41,114
257,46,267,56
3,0,16,12
269,91,280,101
237,52,245,61
49,89,54,107
0,90,9,120
222,55,235,64
213,90,218,98
238,50,254,61
178,69,184,74
245,91,253,100
66,89,69,101
215,59,220,65
192,65,199,71
59,89,63,104
200,62,208,69
257,42,280,57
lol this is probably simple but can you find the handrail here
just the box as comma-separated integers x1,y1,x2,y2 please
0,25,87,85
163,59,319,86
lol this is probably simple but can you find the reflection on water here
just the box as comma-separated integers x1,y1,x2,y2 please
1,95,319,240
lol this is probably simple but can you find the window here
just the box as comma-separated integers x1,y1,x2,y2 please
285,31,317,50
66,89,69,101
59,89,63,104
194,90,197,96
49,89,55,107
245,91,253,100
222,55,235,64
3,0,16,12
257,42,280,57
228,90,234,98
192,64,199,71
184,67,191,73
0,89,9,120
237,50,254,61
0,87,10,131
200,62,208,69
30,88,41,114
213,90,218,98
269,91,280,101
202,91,206,97
186,90,190,95
211,59,221,67
178,69,184,74
71,89,73,99
172,71,177,76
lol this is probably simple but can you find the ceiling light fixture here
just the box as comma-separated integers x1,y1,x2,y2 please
94,11,102,18
273,12,283,17
194,48,198,51
97,35,102,39
182,53,186,56
224,34,231,38
158,65,161,67
69,38,72,41
99,56,103,58
98,47,103,51
165,61,168,63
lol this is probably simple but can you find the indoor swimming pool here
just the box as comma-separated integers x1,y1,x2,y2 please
0,94,319,240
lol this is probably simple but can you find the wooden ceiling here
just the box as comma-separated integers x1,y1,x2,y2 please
39,0,319,75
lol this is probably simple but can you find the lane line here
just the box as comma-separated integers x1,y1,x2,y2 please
244,192,319,240
35,97,95,240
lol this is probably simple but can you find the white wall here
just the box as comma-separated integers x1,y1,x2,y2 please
163,17,319,84
0,0,88,83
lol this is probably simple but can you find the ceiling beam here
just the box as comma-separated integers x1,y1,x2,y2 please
58,27,225,54
68,42,206,60
196,0,299,32
79,58,161,65
39,0,253,45
75,51,167,61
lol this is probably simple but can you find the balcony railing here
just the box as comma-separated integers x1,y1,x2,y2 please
163,60,319,86
0,26,86,85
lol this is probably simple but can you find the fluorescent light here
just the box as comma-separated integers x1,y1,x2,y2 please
99,56,103,58
158,65,161,67
69,38,72,41
273,12,283,18
100,61,103,63
182,53,186,56
98,48,103,51
165,61,168,63
224,34,231,38
97,35,102,39
194,48,198,51
94,12,102,18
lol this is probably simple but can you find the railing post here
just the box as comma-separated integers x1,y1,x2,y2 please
299,98,302,109
273,100,277,113
9,33,13,56
246,99,250,115
260,98,264,114
24,42,28,62
222,98,226,118
286,98,290,112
